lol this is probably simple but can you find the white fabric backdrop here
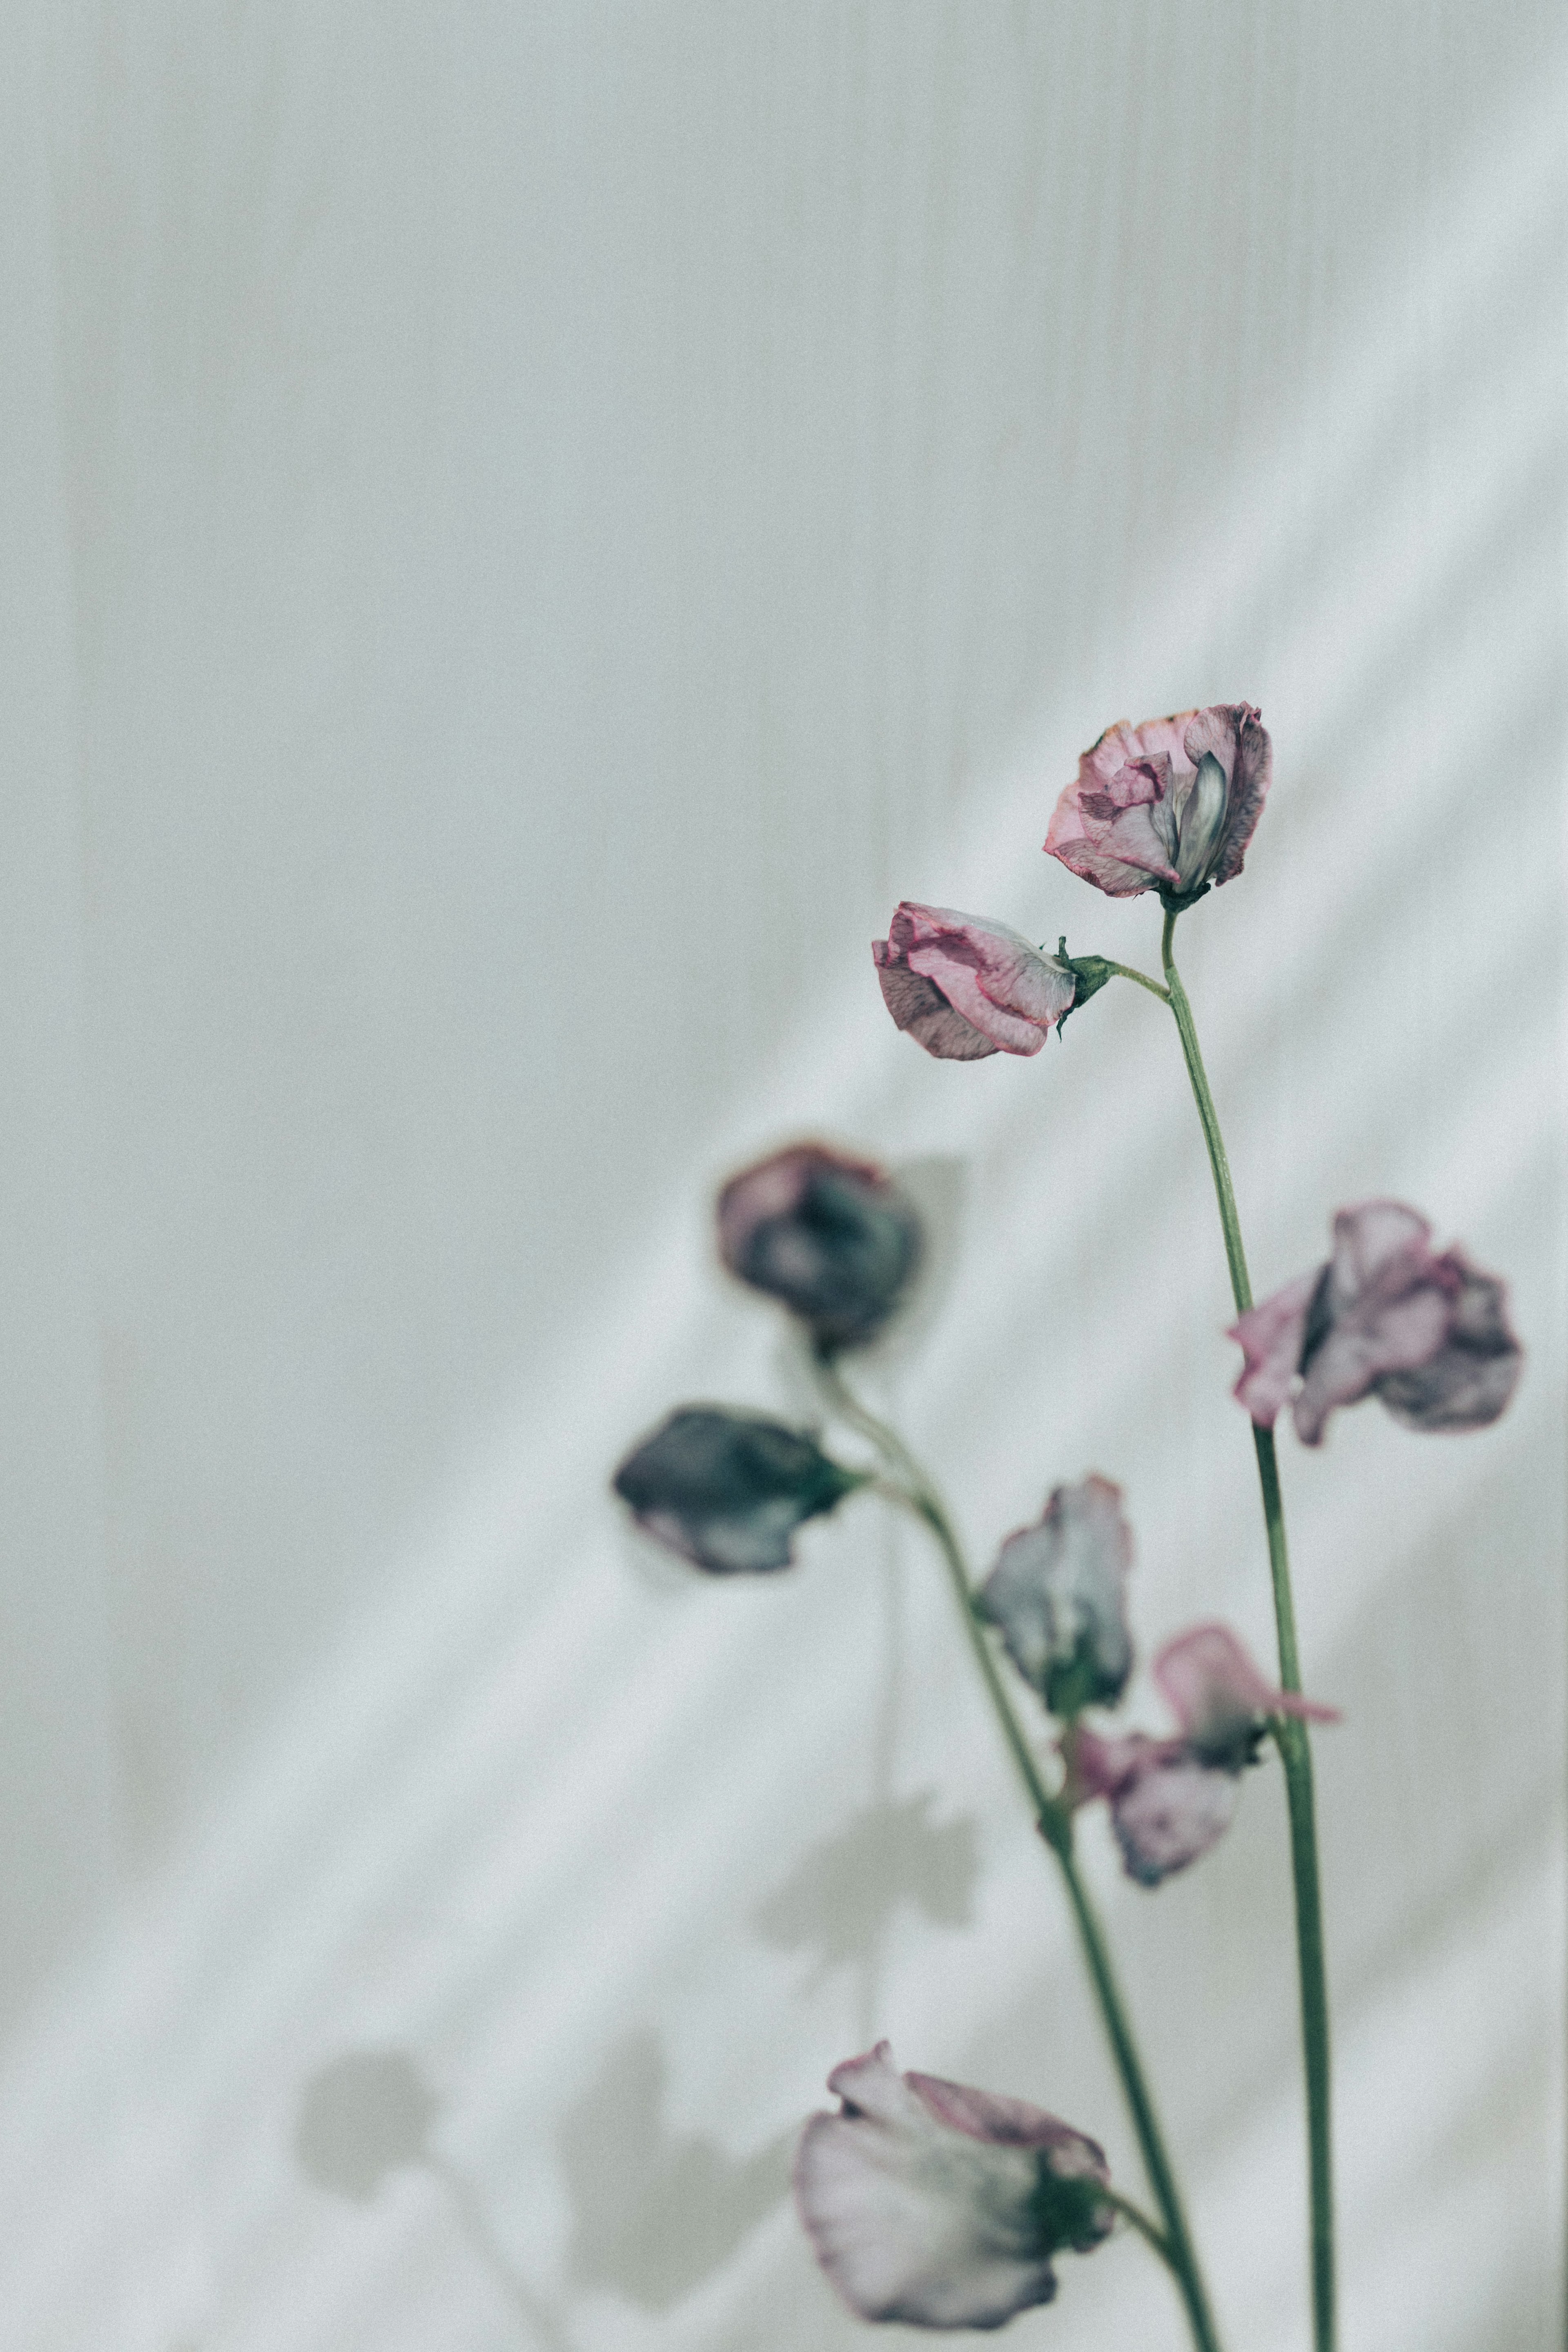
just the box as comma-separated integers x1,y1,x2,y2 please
0,5,1562,2348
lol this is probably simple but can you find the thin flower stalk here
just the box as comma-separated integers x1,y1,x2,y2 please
808,1348,1225,2352
1157,907,1335,2352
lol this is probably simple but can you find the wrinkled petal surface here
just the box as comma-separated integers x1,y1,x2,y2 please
977,1475,1134,1715
717,1143,923,1350
1045,705,1270,900
795,2044,1111,2330
1153,1624,1339,1767
1372,1256,1523,1432
612,1406,861,1573
1233,1201,1522,1446
873,905,1076,1060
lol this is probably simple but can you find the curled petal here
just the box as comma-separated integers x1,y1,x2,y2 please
1069,1725,1175,1802
612,1406,863,1573
873,905,1076,1060
1230,1268,1321,1428
1046,705,1271,901
795,2044,1112,2330
1109,1755,1239,1887
1235,1201,1522,1446
1371,1257,1523,1433
977,1476,1134,1716
1153,1624,1340,1768
717,1143,923,1350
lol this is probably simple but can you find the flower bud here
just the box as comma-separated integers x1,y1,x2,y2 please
717,1143,922,1352
612,1406,865,1573
976,1476,1134,1717
872,903,1077,1059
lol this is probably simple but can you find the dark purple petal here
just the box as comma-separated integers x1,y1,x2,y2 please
977,1476,1134,1715
1372,1257,1522,1432
795,2044,1112,2330
873,905,1076,1060
717,1143,923,1350
612,1406,863,1573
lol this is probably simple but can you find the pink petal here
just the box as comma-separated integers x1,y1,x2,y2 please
1110,1756,1238,1886
1183,704,1271,888
1293,1200,1459,1445
873,905,1075,1060
1230,1268,1321,1427
1373,1256,1523,1432
795,2043,1107,2329
1069,1725,1176,1802
1153,1624,1339,1755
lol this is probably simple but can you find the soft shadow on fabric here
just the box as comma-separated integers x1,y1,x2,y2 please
556,2029,793,2312
753,1793,979,1990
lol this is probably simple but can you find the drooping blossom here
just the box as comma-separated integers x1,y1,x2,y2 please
1231,1201,1523,1446
872,904,1077,1060
612,1406,864,1574
795,2042,1114,2329
976,1476,1134,1718
1045,704,1271,904
717,1143,923,1351
1072,1625,1338,1887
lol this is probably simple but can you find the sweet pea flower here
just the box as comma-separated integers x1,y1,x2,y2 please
1073,1625,1338,1887
1045,704,1271,904
976,1476,1134,1718
873,904,1077,1060
612,1406,865,1573
795,2042,1114,2329
717,1143,923,1351
1231,1201,1523,1446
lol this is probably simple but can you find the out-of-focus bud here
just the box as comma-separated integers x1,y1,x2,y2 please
612,1405,866,1573
976,1475,1134,1718
717,1143,923,1352
795,2042,1114,2329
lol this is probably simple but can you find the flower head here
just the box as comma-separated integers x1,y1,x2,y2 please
717,1143,923,1351
795,2042,1114,2329
1231,1202,1523,1446
873,904,1077,1060
1072,1626,1338,1886
1045,704,1270,904
612,1406,864,1573
976,1476,1134,1717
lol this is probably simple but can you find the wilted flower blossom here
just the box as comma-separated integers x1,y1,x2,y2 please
795,2042,1114,2329
1045,704,1270,904
873,904,1077,1060
1231,1201,1523,1446
612,1406,865,1573
717,1143,923,1350
976,1476,1134,1718
1073,1625,1338,1887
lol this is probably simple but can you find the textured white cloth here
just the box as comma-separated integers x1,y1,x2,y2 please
0,5,1561,2347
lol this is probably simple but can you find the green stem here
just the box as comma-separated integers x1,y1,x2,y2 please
1100,2187,1177,2269
1102,959,1172,1003
812,1352,1223,2352
1160,909,1336,2352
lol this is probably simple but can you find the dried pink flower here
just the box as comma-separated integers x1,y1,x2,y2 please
1071,1626,1338,1887
1045,704,1270,903
1232,1202,1522,1446
873,904,1076,1060
795,2042,1114,2329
